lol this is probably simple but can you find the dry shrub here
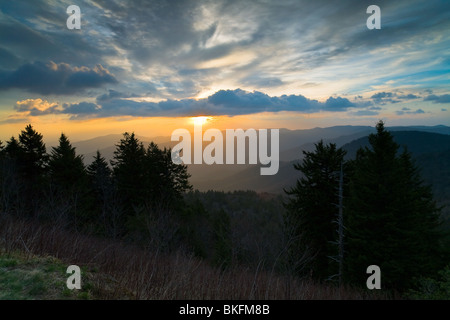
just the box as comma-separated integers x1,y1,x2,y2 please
0,215,388,300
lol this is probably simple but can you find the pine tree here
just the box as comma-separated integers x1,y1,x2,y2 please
87,150,112,191
111,132,146,217
18,124,48,173
345,121,443,291
47,133,88,225
4,137,22,158
48,134,86,189
284,140,346,280
87,151,117,235
0,137,25,214
144,142,192,207
18,125,48,215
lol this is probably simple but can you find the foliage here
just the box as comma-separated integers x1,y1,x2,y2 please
284,140,346,280
345,121,445,291
406,266,450,300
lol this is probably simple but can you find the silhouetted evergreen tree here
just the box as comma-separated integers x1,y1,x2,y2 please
4,137,22,157
0,137,24,214
144,142,192,208
18,125,48,216
87,150,113,195
47,133,88,226
345,121,444,291
87,151,118,236
111,132,146,220
284,140,346,280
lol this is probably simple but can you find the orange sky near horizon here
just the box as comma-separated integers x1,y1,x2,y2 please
0,112,329,145
1,109,430,147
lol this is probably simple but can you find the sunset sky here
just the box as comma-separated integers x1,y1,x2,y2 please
0,0,449,143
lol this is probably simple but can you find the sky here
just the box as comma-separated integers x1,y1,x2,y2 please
0,0,449,143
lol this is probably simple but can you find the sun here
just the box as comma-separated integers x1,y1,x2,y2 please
191,116,212,126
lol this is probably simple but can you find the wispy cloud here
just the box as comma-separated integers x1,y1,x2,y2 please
0,0,449,125
396,108,426,115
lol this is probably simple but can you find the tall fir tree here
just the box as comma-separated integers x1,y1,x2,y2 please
87,150,117,235
111,132,146,218
4,137,22,158
48,133,88,225
48,133,86,189
144,142,192,207
284,140,346,280
18,125,48,216
345,121,444,291
87,150,113,193
0,137,24,214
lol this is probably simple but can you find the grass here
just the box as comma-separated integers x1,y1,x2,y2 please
0,250,81,299
0,249,130,300
0,216,389,300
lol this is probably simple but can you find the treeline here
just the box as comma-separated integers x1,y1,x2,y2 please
0,125,203,251
1,122,448,295
284,121,449,293
0,125,290,272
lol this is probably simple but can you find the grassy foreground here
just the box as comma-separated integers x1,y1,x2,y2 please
0,250,129,300
0,216,388,300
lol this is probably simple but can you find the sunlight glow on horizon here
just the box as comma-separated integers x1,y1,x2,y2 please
191,116,213,126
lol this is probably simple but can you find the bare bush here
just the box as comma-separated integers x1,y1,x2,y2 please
0,215,389,300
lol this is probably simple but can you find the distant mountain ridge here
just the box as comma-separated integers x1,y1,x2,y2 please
67,125,450,195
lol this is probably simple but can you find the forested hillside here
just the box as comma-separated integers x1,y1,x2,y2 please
1,123,449,299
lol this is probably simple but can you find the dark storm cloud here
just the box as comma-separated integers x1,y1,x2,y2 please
0,61,117,95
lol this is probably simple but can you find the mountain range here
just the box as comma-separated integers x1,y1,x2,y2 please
69,125,450,198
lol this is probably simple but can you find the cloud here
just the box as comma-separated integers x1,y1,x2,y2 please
96,90,136,102
62,102,100,115
13,89,362,119
371,91,422,105
241,75,284,88
371,91,400,105
396,108,426,115
0,61,117,95
350,110,379,116
424,94,450,104
0,0,449,123
371,92,394,99
14,98,59,116
0,47,22,69
324,96,354,110
397,94,419,100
